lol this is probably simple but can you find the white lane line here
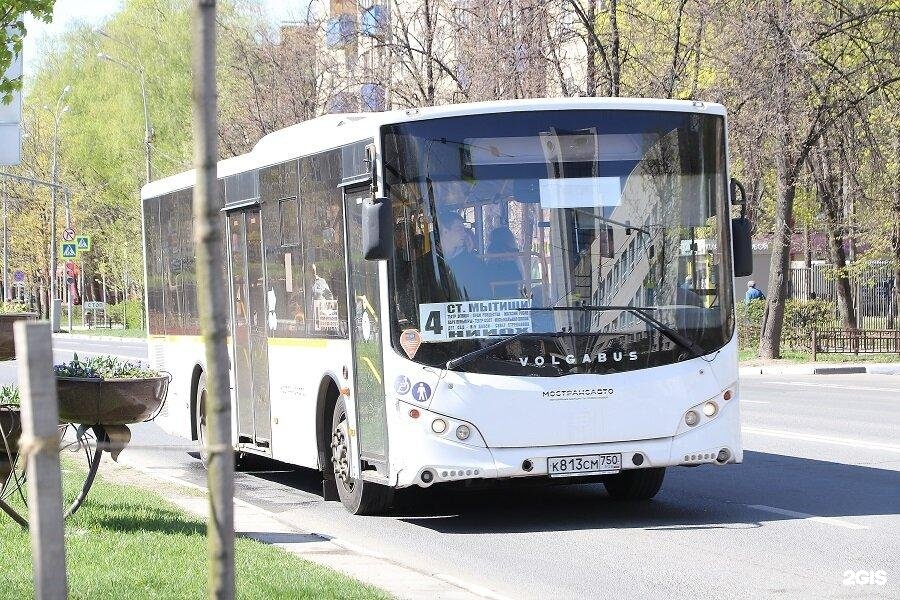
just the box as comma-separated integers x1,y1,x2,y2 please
758,381,899,393
742,427,900,453
747,504,869,530
741,400,770,404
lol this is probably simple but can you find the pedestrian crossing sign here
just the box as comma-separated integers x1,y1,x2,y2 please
76,235,91,252
60,243,77,258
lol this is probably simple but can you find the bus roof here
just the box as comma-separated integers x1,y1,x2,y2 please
140,97,726,200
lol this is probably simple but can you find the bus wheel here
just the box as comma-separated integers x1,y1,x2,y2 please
603,468,666,501
196,372,211,468
195,372,247,471
330,397,393,515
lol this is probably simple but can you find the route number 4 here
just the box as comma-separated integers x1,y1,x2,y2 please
424,310,443,335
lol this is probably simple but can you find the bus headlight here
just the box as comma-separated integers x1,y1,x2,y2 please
684,410,700,427
702,402,718,417
399,401,486,447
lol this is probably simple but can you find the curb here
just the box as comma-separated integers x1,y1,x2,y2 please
740,363,900,376
811,366,866,375
52,332,147,344
106,456,511,600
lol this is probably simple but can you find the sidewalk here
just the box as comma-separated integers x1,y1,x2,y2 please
101,456,510,600
52,331,146,344
739,362,900,376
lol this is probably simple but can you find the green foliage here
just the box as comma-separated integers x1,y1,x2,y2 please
0,384,20,406
54,353,159,380
738,299,837,355
0,1,55,104
781,299,834,350
0,301,30,314
106,298,144,329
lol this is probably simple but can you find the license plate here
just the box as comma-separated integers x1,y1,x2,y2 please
548,453,621,477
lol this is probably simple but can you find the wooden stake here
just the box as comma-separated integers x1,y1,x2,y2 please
191,1,235,598
15,321,68,599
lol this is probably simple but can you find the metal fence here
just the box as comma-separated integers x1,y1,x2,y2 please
789,261,896,328
811,329,900,360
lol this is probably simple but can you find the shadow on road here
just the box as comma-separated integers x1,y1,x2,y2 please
232,450,899,534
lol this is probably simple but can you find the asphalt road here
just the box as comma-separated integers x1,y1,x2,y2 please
4,338,898,599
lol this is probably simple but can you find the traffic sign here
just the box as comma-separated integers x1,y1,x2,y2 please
60,243,77,258
13,270,25,283
76,235,92,252
62,228,76,241
83,301,106,310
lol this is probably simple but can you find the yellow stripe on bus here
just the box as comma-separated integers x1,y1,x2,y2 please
360,356,383,385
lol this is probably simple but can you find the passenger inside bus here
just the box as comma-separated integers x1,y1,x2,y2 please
396,212,491,323
485,225,525,298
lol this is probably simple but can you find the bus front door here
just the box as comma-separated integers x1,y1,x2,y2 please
344,185,388,474
227,208,273,451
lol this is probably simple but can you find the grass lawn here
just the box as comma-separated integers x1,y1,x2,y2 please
0,467,390,600
63,328,147,338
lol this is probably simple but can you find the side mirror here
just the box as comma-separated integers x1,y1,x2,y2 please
730,178,753,277
362,196,392,261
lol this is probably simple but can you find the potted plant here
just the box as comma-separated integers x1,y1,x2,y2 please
0,302,38,361
0,386,22,482
55,355,169,426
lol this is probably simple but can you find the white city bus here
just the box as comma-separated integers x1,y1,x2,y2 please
141,98,752,515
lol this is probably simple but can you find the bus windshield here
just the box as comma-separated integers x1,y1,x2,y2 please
383,109,734,376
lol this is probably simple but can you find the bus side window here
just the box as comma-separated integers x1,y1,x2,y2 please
302,150,348,338
261,160,305,337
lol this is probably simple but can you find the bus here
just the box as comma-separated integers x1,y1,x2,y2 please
141,98,752,515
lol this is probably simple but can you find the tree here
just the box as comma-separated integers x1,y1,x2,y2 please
713,0,900,358
0,0,55,104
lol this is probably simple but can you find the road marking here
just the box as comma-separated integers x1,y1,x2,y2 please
747,504,868,530
759,381,899,393
743,427,900,453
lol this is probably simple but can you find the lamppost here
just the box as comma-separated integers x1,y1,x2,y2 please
44,85,71,332
97,52,153,185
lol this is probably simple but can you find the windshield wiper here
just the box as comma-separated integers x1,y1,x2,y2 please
521,305,706,358
445,331,535,371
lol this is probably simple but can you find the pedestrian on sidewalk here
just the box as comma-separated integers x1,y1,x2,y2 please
745,280,765,303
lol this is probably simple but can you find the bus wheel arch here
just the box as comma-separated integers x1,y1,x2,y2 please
189,363,205,441
316,376,340,478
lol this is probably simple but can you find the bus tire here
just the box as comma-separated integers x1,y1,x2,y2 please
603,467,666,501
330,396,393,515
195,372,211,468
195,373,245,471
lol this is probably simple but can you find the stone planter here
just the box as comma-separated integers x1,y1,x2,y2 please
0,313,39,361
56,375,169,426
0,406,22,481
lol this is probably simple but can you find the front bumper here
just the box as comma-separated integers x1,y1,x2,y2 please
393,398,743,488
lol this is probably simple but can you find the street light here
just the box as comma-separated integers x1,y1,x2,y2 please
97,52,153,185
43,85,71,332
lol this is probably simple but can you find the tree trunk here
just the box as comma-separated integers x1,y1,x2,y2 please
758,176,795,359
823,216,856,329
608,0,621,96
192,1,235,599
